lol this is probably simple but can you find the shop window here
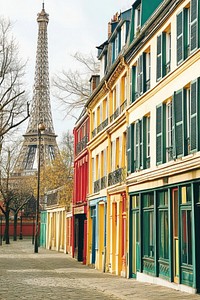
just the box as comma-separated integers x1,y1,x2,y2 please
158,191,169,260
143,193,154,258
181,210,192,265
158,190,168,206
132,195,139,209
181,185,192,204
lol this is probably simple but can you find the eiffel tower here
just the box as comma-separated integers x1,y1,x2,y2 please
13,3,59,176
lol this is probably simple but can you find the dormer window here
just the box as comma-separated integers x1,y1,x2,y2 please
115,34,119,59
134,4,141,36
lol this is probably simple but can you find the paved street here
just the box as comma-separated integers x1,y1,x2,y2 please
0,240,200,300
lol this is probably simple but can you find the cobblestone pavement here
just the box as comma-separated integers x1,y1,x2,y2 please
0,240,200,300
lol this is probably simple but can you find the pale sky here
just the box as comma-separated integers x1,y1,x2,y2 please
2,0,133,142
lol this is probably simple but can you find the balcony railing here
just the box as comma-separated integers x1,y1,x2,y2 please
97,123,103,134
92,128,97,138
108,167,126,187
76,135,88,156
100,176,107,189
102,118,108,130
94,179,101,193
93,100,127,138
120,99,127,113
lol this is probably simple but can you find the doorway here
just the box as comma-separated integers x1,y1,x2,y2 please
172,188,179,283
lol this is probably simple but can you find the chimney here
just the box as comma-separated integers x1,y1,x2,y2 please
108,22,112,38
90,75,100,94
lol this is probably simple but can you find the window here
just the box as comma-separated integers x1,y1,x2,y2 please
181,210,192,265
121,22,126,48
176,0,199,65
134,116,150,171
165,30,171,74
93,111,96,130
104,148,107,177
95,155,98,181
146,116,151,168
156,78,200,165
135,50,151,100
157,29,171,81
143,193,154,258
188,79,199,152
97,106,100,127
185,86,191,152
92,158,95,192
116,81,120,109
181,185,192,204
121,75,127,104
134,4,141,36
156,104,165,165
166,101,173,162
131,65,137,103
103,97,108,121
145,50,151,91
115,34,119,59
111,140,116,171
127,125,133,173
158,191,169,260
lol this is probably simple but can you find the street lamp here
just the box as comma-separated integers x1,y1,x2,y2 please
34,123,45,253
19,208,23,240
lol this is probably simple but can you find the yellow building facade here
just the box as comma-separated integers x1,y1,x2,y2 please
83,0,200,293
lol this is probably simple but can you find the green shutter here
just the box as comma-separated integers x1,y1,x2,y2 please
135,121,140,170
112,41,115,63
173,89,185,157
137,57,140,96
190,0,198,52
162,33,166,76
118,31,121,52
156,105,163,164
142,117,147,169
157,34,162,80
131,66,136,102
127,125,134,173
177,11,184,64
190,79,199,152
138,53,146,95
142,53,146,93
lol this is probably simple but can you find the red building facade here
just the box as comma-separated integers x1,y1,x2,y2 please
72,109,89,264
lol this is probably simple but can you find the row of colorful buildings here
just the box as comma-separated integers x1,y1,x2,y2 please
40,0,200,294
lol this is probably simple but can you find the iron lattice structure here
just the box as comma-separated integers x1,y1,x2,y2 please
13,4,59,176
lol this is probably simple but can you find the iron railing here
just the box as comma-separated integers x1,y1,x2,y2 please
108,167,126,186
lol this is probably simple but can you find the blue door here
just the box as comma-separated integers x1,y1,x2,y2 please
91,207,96,264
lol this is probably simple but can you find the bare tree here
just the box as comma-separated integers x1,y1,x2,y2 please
0,145,34,244
0,17,29,143
52,52,100,119
39,131,74,209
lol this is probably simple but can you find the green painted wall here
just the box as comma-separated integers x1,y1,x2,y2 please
141,0,163,25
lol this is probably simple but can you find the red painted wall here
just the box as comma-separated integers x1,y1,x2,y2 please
72,115,89,261
1,221,35,236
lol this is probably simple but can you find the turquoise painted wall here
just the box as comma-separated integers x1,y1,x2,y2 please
40,211,47,248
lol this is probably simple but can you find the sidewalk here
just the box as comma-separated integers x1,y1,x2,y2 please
0,239,200,300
